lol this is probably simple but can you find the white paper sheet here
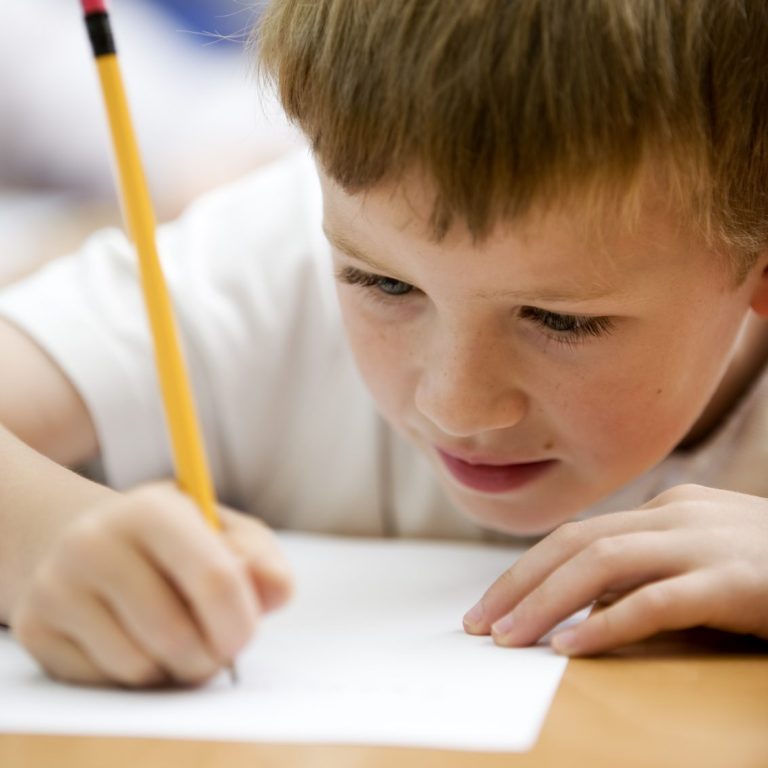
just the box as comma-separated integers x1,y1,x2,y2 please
0,533,579,752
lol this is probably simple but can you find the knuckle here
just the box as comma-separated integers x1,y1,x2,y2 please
156,623,204,665
199,560,243,603
128,483,207,534
676,483,706,497
125,488,165,522
654,483,704,505
553,520,587,551
650,487,676,505
55,529,122,590
587,537,626,571
130,482,167,505
723,561,761,596
126,483,177,521
61,519,109,565
118,658,165,688
12,608,44,653
25,567,68,618
592,604,618,639
45,664,85,686
636,585,673,623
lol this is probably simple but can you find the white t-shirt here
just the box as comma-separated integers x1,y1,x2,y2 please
1,151,766,540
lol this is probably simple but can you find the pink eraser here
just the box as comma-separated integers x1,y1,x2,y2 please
81,0,108,14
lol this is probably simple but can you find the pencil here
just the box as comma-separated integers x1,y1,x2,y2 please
78,0,237,685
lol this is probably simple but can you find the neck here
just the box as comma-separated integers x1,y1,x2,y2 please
678,312,768,451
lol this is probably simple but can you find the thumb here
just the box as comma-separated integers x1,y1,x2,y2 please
219,508,294,612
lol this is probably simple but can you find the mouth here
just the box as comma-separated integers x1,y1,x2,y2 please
436,448,557,494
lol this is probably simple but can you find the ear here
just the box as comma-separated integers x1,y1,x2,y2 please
749,251,768,317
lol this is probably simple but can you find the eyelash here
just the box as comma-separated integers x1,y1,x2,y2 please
518,306,614,345
335,266,615,344
336,266,415,300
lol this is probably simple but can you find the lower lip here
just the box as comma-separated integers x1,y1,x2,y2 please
437,450,556,494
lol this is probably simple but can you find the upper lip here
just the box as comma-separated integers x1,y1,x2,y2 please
435,446,552,467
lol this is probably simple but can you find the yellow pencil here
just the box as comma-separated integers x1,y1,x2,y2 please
80,0,237,683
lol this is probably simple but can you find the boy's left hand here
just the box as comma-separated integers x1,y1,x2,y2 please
463,484,768,654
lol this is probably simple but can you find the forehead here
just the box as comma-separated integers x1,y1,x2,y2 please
319,164,732,300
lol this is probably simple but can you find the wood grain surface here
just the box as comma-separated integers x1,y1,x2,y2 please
2,629,766,768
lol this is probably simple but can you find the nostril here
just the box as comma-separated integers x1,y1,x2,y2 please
414,385,527,438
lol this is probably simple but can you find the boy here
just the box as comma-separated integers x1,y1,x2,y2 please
0,0,766,687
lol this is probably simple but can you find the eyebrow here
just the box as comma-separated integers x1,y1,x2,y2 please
323,225,393,273
322,224,616,304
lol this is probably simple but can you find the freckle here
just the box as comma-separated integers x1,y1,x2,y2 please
656,388,663,395
544,441,554,451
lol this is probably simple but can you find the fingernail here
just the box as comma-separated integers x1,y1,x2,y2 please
551,629,579,655
463,602,485,629
491,612,516,640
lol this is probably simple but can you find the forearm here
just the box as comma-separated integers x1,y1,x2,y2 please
0,425,114,622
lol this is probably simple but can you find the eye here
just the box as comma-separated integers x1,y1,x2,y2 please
335,266,415,298
520,306,614,343
373,276,414,296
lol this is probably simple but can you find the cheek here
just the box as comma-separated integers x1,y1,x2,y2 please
560,375,684,460
545,332,726,469
337,292,416,421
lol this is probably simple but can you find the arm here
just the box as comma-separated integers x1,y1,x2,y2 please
0,318,292,686
0,317,98,467
0,155,316,683
0,424,111,622
0,317,107,620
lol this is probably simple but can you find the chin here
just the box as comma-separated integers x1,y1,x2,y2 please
452,492,582,537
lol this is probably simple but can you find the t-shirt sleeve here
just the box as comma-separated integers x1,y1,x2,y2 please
0,150,329,495
0,227,173,488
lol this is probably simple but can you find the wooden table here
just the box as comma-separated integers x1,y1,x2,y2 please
2,629,766,768
1,207,767,767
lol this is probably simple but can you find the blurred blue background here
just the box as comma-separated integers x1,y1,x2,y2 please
0,0,299,284
150,0,256,47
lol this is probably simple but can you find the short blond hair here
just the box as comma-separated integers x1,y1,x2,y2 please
257,1,768,276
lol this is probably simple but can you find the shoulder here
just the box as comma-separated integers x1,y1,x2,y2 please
159,148,324,265
154,148,335,325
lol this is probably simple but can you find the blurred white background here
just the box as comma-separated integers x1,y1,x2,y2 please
0,0,300,284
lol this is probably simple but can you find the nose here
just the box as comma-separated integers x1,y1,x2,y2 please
413,326,528,438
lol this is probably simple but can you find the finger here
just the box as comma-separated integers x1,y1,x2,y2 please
221,509,294,611
56,596,171,688
122,485,260,664
594,591,626,607
490,530,692,647
14,570,167,687
463,507,690,634
59,537,221,684
550,570,718,656
12,617,111,687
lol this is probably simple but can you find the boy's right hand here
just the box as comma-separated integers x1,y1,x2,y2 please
10,482,292,688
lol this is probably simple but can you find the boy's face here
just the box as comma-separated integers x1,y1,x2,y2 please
320,168,763,534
